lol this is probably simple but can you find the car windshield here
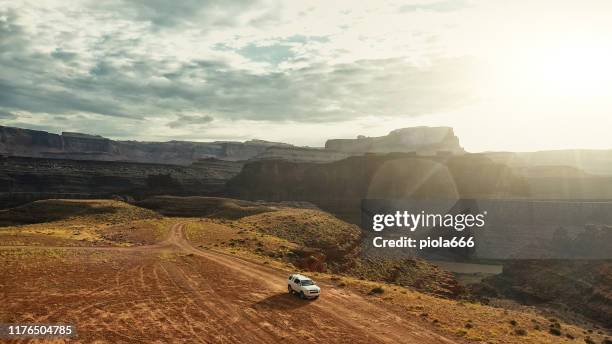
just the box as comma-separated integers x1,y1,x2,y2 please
301,279,314,286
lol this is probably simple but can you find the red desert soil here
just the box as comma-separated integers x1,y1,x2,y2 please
0,223,459,344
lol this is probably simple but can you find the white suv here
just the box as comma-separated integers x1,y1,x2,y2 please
288,274,321,299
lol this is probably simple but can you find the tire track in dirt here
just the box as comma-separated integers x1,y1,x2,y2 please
1,222,460,344
170,262,279,343
167,223,459,344
151,263,195,340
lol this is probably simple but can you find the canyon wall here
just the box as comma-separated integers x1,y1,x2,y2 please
226,154,529,224
252,146,351,163
0,125,467,166
325,127,464,155
0,156,242,208
0,126,289,165
481,260,612,328
486,150,612,176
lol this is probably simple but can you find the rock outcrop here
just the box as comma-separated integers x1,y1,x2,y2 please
0,126,290,165
324,127,464,155
226,153,529,224
486,150,612,176
253,146,351,163
1,125,467,166
479,260,612,328
0,156,243,208
0,125,474,210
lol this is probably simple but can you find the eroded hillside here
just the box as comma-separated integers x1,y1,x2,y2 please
0,199,172,246
1,197,610,343
226,154,529,223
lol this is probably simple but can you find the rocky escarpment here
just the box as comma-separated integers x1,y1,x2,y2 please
325,127,464,155
0,126,291,165
486,150,612,176
253,146,351,163
1,125,466,166
253,126,464,162
476,260,612,328
226,153,529,224
0,156,243,208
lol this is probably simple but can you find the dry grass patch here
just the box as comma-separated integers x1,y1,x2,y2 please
185,218,299,257
137,196,275,219
0,200,163,246
199,240,609,344
341,277,609,344
236,208,361,252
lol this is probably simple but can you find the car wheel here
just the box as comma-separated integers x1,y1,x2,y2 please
300,291,305,299
288,285,293,295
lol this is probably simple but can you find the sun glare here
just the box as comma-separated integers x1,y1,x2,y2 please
520,45,611,98
482,38,612,103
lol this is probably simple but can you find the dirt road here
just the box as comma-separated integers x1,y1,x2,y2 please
0,223,459,343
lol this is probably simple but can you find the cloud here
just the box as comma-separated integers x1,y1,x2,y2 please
0,0,479,143
0,109,17,120
399,1,469,13
103,0,273,29
0,23,476,122
167,114,214,128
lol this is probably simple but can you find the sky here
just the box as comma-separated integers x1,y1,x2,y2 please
1,0,612,152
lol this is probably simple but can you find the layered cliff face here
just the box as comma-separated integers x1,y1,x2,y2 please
0,125,473,210
0,126,290,165
226,154,529,224
484,151,612,199
324,127,464,155
248,127,464,162
478,260,612,328
486,150,612,176
252,146,351,163
0,156,243,208
0,125,467,166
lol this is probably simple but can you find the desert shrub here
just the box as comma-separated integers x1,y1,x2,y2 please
369,286,384,295
514,328,528,336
